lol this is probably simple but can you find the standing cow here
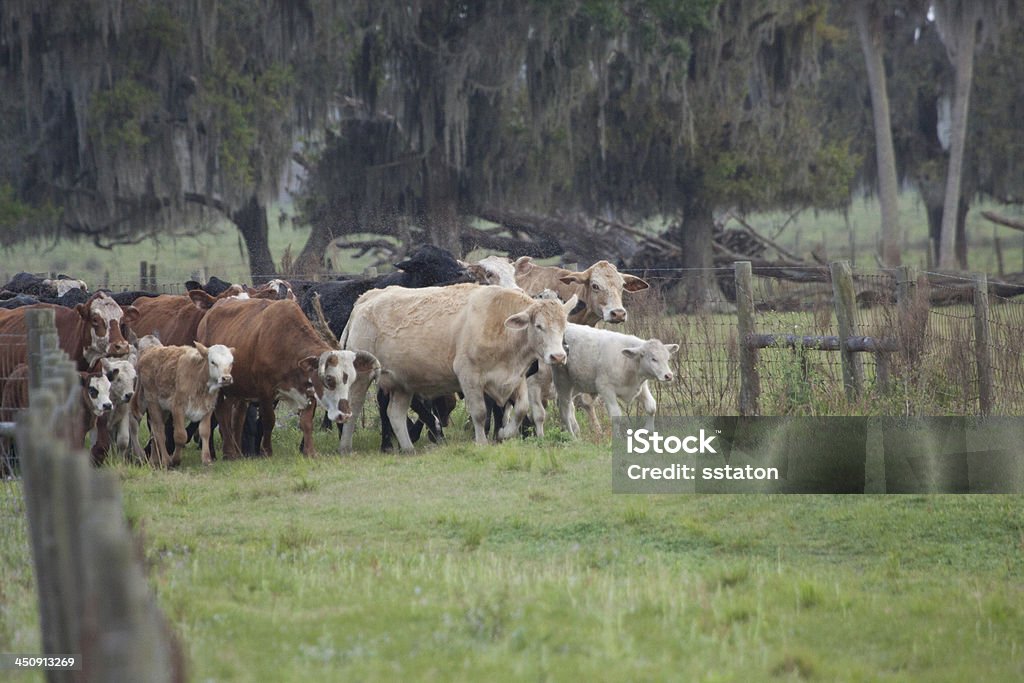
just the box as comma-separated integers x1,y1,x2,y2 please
513,258,649,325
133,342,235,467
197,298,379,457
340,283,577,452
553,325,678,437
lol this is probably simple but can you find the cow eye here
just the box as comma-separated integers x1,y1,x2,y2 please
324,377,336,390
89,387,99,398
591,283,600,291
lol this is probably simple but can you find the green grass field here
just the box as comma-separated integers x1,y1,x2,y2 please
2,414,1023,681
1,196,1023,680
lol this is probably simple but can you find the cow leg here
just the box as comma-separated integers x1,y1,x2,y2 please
553,370,580,438
215,397,242,459
579,394,602,435
378,390,397,452
459,387,491,446
410,395,443,444
498,380,530,442
258,399,275,457
91,413,111,466
386,391,416,452
638,381,657,431
298,403,316,456
484,395,504,440
198,413,214,465
597,385,624,437
528,378,547,440
146,404,171,468
339,371,373,454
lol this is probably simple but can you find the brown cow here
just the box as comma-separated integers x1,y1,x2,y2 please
512,258,648,325
133,342,235,467
0,292,139,393
130,288,250,346
196,298,379,458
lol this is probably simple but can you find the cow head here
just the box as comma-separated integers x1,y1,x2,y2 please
394,245,474,287
76,292,139,366
504,295,577,366
622,339,680,382
194,342,235,392
299,350,379,423
100,357,137,405
79,371,113,416
558,260,648,324
465,256,520,289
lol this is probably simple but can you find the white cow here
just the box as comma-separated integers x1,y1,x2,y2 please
340,283,577,451
553,324,678,437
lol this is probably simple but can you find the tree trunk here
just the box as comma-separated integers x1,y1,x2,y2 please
292,216,341,277
673,197,717,312
854,4,901,267
938,16,977,270
421,149,462,256
232,195,277,284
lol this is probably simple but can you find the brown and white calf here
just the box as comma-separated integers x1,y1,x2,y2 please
90,357,140,465
133,342,235,467
1,363,113,450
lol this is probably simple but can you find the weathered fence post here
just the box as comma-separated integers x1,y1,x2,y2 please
149,263,157,290
735,261,760,416
139,261,148,290
973,272,994,415
17,311,185,682
363,266,378,278
830,260,863,400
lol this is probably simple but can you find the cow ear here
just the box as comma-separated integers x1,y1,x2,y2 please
559,272,586,286
621,347,643,359
298,356,318,374
78,371,91,386
394,256,420,273
622,274,649,292
121,305,140,323
189,289,217,310
504,312,530,330
76,302,91,321
185,280,202,292
513,256,533,276
561,295,579,314
353,351,379,374
194,341,208,356
665,343,680,355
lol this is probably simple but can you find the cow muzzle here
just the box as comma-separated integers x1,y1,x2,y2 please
547,351,567,366
331,399,353,423
662,372,674,382
219,375,233,387
605,308,627,324
108,340,131,357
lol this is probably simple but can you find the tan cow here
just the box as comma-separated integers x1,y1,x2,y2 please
513,258,649,325
339,283,577,451
133,342,235,467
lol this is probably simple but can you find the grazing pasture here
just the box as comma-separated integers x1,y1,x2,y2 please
2,413,1023,681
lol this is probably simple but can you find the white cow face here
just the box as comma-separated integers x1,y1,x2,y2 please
467,256,520,289
622,339,679,382
80,372,113,416
195,342,234,392
505,295,577,366
301,350,379,423
100,357,138,405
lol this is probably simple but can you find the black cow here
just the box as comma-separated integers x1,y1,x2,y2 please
298,245,473,452
185,276,236,297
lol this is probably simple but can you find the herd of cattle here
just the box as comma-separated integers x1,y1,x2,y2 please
0,246,679,469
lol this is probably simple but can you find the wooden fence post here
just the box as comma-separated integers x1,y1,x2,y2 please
735,261,760,416
973,273,994,415
830,260,863,400
139,261,148,290
17,311,185,682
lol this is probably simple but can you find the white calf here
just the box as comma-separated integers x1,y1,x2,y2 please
553,324,678,437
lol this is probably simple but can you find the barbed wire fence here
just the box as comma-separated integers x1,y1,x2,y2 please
624,261,1022,418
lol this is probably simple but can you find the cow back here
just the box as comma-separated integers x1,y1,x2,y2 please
132,295,208,346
